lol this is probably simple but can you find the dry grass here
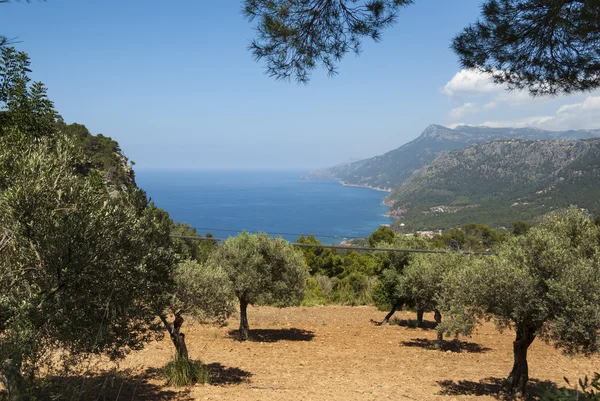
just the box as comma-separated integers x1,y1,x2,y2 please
33,306,600,400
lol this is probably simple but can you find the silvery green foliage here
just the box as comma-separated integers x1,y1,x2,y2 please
443,207,600,351
211,232,309,307
370,234,437,310
0,46,178,400
441,207,600,391
173,260,235,324
400,252,467,314
0,131,175,396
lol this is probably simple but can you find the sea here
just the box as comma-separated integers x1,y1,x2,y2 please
136,169,393,244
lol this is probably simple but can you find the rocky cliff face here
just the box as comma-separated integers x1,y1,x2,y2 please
309,125,600,190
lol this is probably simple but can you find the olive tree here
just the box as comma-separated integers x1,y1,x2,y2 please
371,234,429,325
159,259,234,359
0,48,176,399
399,252,466,344
209,232,308,341
441,208,600,394
0,131,175,399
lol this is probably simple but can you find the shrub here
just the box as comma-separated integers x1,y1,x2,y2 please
302,275,336,306
164,355,209,387
331,272,375,306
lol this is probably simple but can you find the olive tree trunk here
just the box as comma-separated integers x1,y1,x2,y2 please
434,309,443,344
239,300,250,341
160,312,189,359
416,308,425,327
506,324,536,394
378,304,399,325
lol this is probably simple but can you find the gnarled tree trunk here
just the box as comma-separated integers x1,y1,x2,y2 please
378,304,400,325
434,309,443,345
506,324,536,394
239,300,250,341
160,312,189,359
416,308,425,327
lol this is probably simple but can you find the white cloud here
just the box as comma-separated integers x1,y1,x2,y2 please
480,96,600,130
449,102,480,119
554,96,600,126
495,89,551,107
483,101,498,110
441,69,502,97
480,116,555,128
442,69,573,125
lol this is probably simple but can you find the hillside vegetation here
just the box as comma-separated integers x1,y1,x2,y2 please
387,139,600,231
57,120,135,186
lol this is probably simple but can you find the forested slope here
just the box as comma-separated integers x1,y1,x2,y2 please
386,139,600,230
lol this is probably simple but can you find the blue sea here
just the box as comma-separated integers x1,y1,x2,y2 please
136,170,393,244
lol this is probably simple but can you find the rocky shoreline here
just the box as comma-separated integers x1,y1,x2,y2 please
339,181,392,193
338,181,399,221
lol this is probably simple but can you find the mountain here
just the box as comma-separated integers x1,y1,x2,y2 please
387,139,600,231
309,125,600,190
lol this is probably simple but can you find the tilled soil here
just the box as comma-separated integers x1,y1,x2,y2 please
82,306,599,400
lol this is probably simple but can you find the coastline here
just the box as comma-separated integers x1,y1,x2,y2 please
339,180,392,193
337,179,397,220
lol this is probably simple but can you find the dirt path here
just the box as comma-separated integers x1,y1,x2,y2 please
90,306,599,400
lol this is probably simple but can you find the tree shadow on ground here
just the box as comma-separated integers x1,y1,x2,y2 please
402,337,491,353
40,369,194,401
39,362,253,400
205,362,253,385
438,377,580,400
391,318,438,330
145,361,253,387
228,328,315,342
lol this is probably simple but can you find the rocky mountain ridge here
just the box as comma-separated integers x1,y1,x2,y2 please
309,124,600,190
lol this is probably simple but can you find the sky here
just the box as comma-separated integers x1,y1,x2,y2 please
2,0,599,170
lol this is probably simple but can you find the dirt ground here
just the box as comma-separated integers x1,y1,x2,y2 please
73,306,599,400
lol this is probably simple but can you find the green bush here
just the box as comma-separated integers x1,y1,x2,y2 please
302,275,336,306
331,272,375,306
371,268,404,311
164,355,209,387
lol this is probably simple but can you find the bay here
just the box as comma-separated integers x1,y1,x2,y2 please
135,169,393,244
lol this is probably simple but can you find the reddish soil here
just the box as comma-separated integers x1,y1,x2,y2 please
55,306,600,400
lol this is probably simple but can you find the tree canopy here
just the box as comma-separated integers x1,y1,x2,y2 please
244,0,414,83
159,259,234,361
368,225,395,248
441,207,600,394
209,232,308,340
0,47,177,399
245,0,600,93
453,0,600,95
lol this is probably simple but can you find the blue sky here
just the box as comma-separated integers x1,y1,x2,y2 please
2,1,599,170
